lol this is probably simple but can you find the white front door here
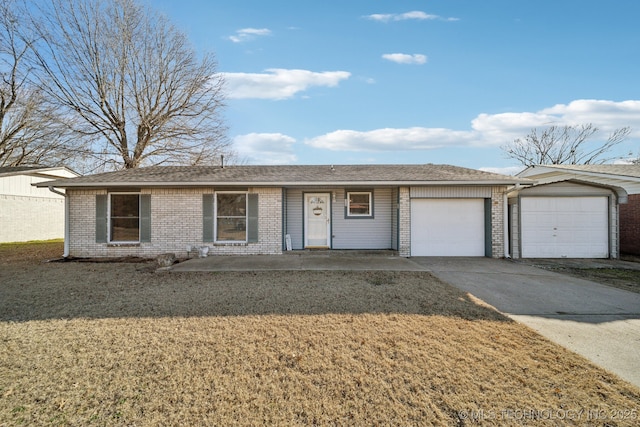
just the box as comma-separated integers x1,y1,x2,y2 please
305,193,331,248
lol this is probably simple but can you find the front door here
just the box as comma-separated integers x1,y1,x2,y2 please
304,193,331,248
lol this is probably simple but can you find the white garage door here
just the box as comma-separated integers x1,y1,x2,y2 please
411,199,485,256
521,197,608,258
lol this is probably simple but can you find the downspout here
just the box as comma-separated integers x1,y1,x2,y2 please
48,186,69,258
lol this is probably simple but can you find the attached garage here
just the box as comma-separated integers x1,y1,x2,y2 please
509,180,623,259
410,194,490,257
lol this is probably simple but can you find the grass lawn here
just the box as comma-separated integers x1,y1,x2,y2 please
1,242,639,426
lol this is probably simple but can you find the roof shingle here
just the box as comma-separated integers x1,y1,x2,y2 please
39,164,530,188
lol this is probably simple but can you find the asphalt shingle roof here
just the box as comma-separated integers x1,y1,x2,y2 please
39,164,530,188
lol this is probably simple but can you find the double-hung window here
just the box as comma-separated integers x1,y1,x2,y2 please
346,191,373,217
95,193,149,244
109,193,140,242
215,192,247,242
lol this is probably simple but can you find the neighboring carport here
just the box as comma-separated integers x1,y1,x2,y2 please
508,180,627,259
520,196,609,258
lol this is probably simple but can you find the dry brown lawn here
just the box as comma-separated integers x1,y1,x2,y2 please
1,242,639,426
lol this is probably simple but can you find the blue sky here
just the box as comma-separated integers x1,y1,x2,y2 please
152,0,640,173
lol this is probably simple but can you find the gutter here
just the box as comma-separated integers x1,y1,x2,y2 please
37,179,533,189
48,186,69,258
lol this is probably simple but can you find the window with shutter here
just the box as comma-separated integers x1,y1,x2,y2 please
100,193,149,243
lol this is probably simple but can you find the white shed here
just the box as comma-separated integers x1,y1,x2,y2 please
0,167,79,243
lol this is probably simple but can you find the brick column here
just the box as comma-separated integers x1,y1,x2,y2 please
398,186,411,257
491,186,506,258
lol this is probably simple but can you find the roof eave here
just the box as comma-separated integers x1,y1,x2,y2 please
39,179,531,189
1,166,79,179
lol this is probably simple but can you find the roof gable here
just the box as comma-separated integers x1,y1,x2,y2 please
518,164,640,194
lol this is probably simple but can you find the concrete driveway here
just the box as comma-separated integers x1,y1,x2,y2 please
410,257,640,389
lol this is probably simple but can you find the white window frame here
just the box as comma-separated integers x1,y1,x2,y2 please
108,192,141,243
214,191,248,243
346,191,373,217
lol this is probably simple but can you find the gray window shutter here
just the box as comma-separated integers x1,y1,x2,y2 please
203,194,214,242
140,194,151,243
247,193,259,243
96,194,107,243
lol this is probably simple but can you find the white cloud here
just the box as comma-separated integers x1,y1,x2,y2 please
399,11,440,20
223,68,351,100
366,13,394,22
228,28,272,43
382,53,427,64
305,128,476,151
540,99,640,132
471,99,640,143
233,133,297,164
365,11,459,22
305,99,640,152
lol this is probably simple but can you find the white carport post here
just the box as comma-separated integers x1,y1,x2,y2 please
504,193,510,258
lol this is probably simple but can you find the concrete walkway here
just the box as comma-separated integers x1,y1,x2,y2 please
171,253,640,389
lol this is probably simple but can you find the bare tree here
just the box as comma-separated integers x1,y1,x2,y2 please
28,0,230,171
0,0,76,167
502,124,631,166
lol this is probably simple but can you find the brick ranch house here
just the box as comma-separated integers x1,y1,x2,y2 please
38,164,532,259
518,164,640,256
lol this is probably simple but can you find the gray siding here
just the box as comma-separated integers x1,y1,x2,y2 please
285,188,304,250
332,188,393,249
284,187,394,250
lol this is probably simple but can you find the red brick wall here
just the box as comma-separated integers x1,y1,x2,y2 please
620,194,640,255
